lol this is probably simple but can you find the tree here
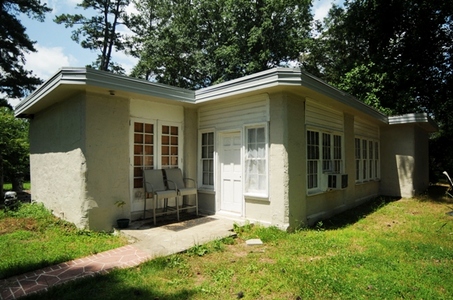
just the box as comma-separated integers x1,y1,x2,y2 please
305,0,452,116
0,108,29,197
304,0,453,178
127,0,313,89
0,0,51,107
54,0,130,72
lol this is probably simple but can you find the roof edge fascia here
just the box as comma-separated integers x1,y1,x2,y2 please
14,68,67,117
15,67,196,117
195,68,388,123
84,68,195,102
388,113,438,132
194,68,301,102
299,70,388,123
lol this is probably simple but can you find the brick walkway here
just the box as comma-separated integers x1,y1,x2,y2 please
0,245,150,300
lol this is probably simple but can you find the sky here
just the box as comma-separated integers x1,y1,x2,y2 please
11,0,342,106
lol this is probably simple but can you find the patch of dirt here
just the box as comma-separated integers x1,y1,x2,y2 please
0,217,38,234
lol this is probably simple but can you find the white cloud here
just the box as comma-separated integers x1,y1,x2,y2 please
312,0,343,21
24,44,77,80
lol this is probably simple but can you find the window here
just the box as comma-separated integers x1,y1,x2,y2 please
322,133,332,172
362,140,367,180
201,132,214,187
333,135,342,173
307,130,343,191
133,122,154,189
355,137,380,182
374,142,379,178
307,131,319,189
245,126,267,195
355,138,361,181
161,125,179,168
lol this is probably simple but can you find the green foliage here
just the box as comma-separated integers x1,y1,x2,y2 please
187,244,209,257
0,203,127,279
0,108,30,194
0,0,51,104
304,0,453,178
305,0,453,117
127,0,313,89
54,0,130,72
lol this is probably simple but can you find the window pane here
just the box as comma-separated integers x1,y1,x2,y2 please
133,122,154,191
144,123,153,133
245,126,267,193
355,138,361,159
201,132,214,187
257,127,265,143
134,122,143,132
162,126,169,134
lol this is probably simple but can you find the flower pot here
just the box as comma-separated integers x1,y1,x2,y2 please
116,218,130,229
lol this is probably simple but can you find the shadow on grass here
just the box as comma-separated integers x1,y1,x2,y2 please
315,184,453,231
316,196,400,230
420,184,453,204
24,268,197,300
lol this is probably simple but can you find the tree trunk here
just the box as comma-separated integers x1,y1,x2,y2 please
11,175,23,192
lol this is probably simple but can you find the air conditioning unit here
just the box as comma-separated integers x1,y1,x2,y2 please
328,174,348,189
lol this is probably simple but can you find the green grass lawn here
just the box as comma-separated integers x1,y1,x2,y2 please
0,203,128,279
21,186,453,300
2,182,31,191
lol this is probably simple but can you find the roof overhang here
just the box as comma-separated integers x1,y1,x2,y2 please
14,67,437,132
388,113,438,133
15,67,195,118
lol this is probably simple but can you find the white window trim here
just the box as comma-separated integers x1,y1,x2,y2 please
307,127,344,195
198,128,216,190
243,123,269,198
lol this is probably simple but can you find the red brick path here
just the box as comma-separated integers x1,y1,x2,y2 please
0,245,150,300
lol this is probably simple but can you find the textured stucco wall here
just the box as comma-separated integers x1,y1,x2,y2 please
285,94,307,229
267,93,290,228
84,94,130,231
29,94,89,228
380,124,417,197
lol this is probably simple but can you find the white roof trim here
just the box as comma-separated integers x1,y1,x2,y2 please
389,113,438,132
13,67,437,132
15,68,195,116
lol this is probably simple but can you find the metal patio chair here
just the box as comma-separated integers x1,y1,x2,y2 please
164,168,198,217
443,171,453,198
143,169,179,225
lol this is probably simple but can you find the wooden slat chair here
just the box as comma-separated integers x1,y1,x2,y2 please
143,169,179,225
164,168,198,216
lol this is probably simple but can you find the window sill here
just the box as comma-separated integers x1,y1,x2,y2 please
198,188,215,195
355,179,380,185
244,194,269,203
307,189,326,196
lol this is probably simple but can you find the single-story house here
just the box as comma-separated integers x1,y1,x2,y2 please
15,67,437,231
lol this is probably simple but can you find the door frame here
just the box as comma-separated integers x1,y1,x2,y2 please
216,130,244,216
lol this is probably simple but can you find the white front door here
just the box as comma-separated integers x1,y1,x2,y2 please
219,132,243,215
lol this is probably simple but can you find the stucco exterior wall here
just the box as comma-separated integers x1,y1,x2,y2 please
84,93,130,231
285,94,307,228
380,125,416,197
380,124,430,198
29,94,89,228
267,93,291,228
